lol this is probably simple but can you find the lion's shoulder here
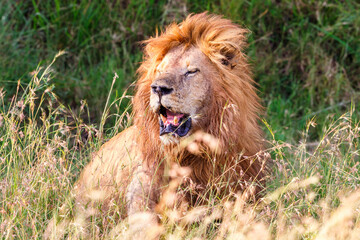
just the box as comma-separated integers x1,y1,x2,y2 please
76,126,142,194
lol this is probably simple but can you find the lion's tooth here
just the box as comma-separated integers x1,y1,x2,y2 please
160,114,167,123
174,116,179,125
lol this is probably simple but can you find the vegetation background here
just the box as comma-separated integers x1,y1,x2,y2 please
0,0,359,239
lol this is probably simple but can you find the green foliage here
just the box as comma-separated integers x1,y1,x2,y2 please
200,0,360,140
1,0,359,141
1,0,169,117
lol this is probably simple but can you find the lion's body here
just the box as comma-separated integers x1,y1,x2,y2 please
75,127,139,206
46,13,267,238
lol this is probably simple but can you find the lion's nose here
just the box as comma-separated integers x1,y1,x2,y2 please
151,84,173,96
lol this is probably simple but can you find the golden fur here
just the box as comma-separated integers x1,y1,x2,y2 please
60,13,266,225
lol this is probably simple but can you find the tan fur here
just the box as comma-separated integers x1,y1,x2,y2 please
74,12,266,219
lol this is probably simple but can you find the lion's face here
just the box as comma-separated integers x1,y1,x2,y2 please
149,45,216,142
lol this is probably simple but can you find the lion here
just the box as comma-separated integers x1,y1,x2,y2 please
46,12,267,238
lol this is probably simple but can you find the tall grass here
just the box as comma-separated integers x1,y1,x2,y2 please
0,53,131,238
1,55,359,239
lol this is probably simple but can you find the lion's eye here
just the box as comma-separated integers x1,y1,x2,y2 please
184,69,199,77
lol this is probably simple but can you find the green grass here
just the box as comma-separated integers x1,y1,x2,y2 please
1,0,360,239
1,0,170,118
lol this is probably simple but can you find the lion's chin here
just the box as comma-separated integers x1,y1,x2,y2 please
160,134,180,145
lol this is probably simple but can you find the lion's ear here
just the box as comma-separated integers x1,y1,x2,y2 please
220,49,237,69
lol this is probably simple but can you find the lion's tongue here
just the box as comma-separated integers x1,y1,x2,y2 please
165,109,184,126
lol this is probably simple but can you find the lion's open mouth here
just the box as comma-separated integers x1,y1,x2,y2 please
159,105,191,137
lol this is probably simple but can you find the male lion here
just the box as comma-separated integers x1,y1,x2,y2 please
47,12,267,237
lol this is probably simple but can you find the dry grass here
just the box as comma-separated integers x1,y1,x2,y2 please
1,55,359,239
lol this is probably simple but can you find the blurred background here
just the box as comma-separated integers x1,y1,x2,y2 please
1,0,359,142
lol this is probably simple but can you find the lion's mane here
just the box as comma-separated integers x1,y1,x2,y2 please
44,14,267,240
132,13,265,197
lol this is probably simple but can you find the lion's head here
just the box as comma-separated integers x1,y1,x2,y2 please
149,45,214,144
133,12,263,164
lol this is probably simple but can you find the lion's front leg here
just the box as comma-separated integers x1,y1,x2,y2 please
126,165,162,216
